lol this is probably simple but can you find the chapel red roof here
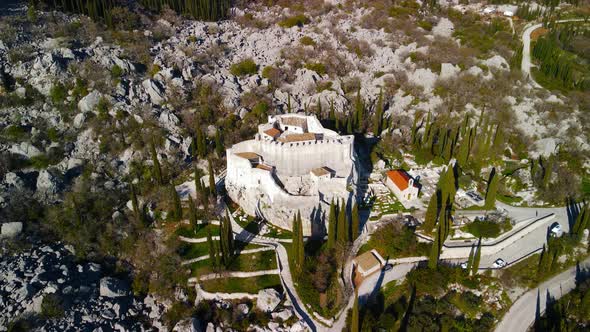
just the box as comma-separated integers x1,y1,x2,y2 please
386,170,411,191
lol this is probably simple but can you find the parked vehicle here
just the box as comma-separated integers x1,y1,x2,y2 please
492,258,507,268
550,223,563,237
460,262,468,269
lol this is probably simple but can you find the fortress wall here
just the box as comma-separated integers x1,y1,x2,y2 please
306,116,339,137
230,137,355,177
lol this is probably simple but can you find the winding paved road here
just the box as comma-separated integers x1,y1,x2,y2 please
495,256,590,332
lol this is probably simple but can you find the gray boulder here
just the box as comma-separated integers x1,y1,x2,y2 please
78,90,102,113
256,288,281,313
9,142,42,158
99,277,129,298
142,79,166,105
173,318,203,332
36,169,63,199
1,222,23,238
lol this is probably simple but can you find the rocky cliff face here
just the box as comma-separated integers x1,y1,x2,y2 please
0,241,170,331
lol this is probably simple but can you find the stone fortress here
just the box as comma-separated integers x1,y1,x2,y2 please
225,113,361,235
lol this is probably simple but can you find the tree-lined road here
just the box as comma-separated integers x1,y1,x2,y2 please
495,256,590,332
521,19,585,88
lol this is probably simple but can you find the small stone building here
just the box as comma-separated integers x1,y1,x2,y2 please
353,250,384,278
385,169,420,201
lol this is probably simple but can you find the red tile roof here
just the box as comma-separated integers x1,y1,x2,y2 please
386,170,411,191
264,127,281,138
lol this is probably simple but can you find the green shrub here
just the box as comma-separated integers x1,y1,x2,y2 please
111,64,124,79
230,58,258,77
304,62,326,75
261,66,275,79
316,81,333,92
41,294,64,319
47,128,60,142
3,125,27,141
251,102,269,120
418,20,433,31
278,14,310,28
50,83,67,104
149,64,161,77
31,155,51,169
463,219,501,238
299,36,316,46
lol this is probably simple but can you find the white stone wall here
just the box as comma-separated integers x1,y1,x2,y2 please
230,135,356,178
226,141,359,235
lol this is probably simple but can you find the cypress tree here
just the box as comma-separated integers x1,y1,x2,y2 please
170,184,182,221
428,229,440,269
351,290,359,332
351,202,359,241
188,196,197,227
130,184,142,224
195,120,207,158
373,88,384,136
207,228,217,268
543,156,553,188
194,169,203,203
208,159,216,196
327,199,337,249
423,190,439,234
466,244,475,273
471,238,481,276
150,140,163,185
296,211,304,273
337,199,347,244
354,90,364,132
572,206,587,236
329,99,335,123
292,213,300,272
485,168,499,209
346,116,353,134
214,129,224,157
219,214,234,266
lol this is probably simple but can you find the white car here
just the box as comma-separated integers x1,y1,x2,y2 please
492,258,507,269
460,262,468,269
550,223,563,237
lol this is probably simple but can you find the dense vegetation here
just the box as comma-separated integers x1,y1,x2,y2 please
534,278,590,331
532,23,590,91
31,0,230,26
355,265,501,332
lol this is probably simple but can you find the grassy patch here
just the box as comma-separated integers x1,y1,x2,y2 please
234,211,292,239
497,193,523,205
371,192,408,218
461,220,512,238
189,250,277,276
304,62,326,75
299,36,316,46
278,14,309,28
230,58,258,77
360,224,431,259
499,253,541,288
200,275,282,294
175,223,220,238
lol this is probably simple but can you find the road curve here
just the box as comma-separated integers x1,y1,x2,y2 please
495,256,590,332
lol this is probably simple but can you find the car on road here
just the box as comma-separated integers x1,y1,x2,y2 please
383,264,393,271
550,222,563,237
492,258,507,268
